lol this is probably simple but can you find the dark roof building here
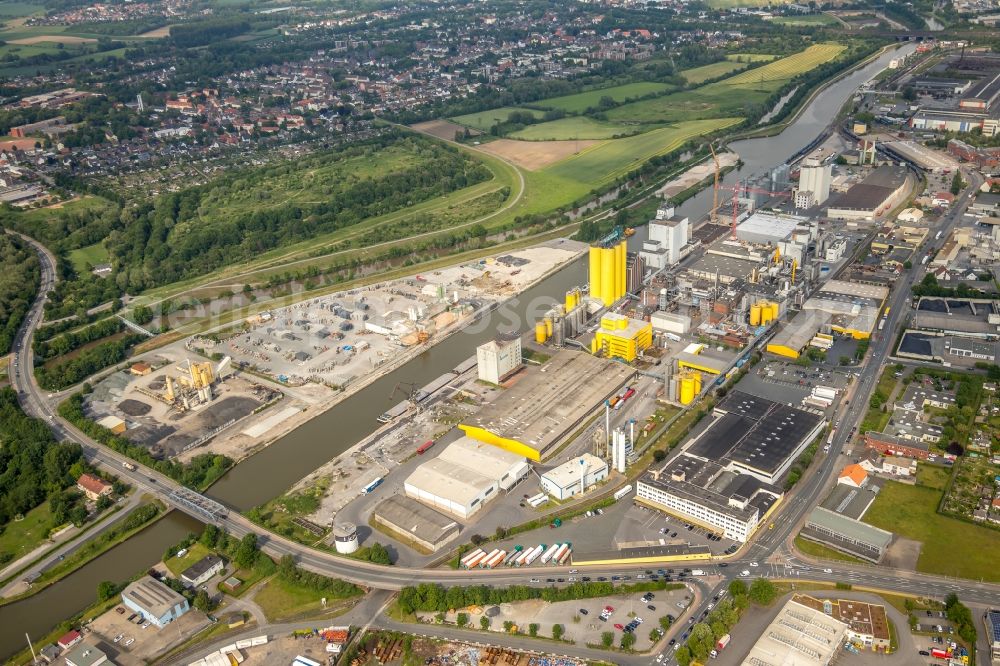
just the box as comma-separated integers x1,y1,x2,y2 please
180,554,224,587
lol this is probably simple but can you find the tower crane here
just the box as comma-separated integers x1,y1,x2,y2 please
715,180,792,240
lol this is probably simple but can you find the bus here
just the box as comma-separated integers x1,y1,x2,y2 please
361,477,384,495
613,485,633,501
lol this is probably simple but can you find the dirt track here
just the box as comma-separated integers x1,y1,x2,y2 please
8,35,95,44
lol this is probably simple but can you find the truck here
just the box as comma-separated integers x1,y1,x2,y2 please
691,569,705,576
930,648,949,660
665,332,682,342
716,634,731,651
416,440,435,455
613,485,633,501
622,387,636,401
122,461,137,471
361,477,384,495
922,254,930,265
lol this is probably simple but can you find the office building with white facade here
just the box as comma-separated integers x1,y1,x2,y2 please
540,453,608,500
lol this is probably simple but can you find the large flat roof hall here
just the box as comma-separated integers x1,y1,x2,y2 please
460,349,634,461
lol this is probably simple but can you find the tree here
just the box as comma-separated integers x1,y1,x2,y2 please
235,533,258,569
97,580,119,600
675,645,692,666
456,612,469,628
503,620,516,633
650,628,662,642
728,579,748,598
749,578,777,606
904,260,912,269
480,616,490,630
200,524,219,548
660,615,673,631
96,494,112,511
193,589,212,611
528,623,539,637
551,623,564,640
601,631,614,647
620,631,636,650
366,542,391,565
951,172,963,195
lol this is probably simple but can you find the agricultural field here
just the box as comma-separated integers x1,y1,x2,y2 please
607,43,845,125
680,60,747,85
726,53,780,62
528,81,673,114
543,117,741,186
706,0,794,7
509,116,635,141
451,107,544,132
478,138,603,170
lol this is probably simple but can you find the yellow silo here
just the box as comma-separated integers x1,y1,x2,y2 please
565,289,576,311
600,247,615,306
544,317,553,337
535,322,547,344
615,241,626,301
750,304,762,326
680,374,695,405
199,364,213,387
589,247,602,302
693,371,702,394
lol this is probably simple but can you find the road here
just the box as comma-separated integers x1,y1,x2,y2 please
7,168,1000,664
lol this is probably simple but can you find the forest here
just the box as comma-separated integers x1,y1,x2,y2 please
35,333,146,391
105,131,491,292
0,388,84,535
0,234,40,356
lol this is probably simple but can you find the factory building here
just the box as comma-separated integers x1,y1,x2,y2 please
826,166,908,221
675,343,732,376
63,642,111,666
588,232,627,307
960,71,1000,111
741,597,849,665
802,506,893,563
403,436,530,519
911,109,998,136
644,210,690,267
540,453,609,500
121,576,190,628
372,495,460,552
734,211,807,245
796,156,832,208
637,458,783,542
591,312,652,362
650,311,691,335
460,350,634,461
476,334,522,385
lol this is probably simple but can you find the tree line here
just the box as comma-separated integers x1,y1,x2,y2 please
0,234,39,355
35,333,146,391
33,316,124,360
397,580,681,615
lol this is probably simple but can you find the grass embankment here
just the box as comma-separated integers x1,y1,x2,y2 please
510,116,635,140
164,542,213,577
0,502,164,606
526,81,673,114
793,536,865,564
863,479,1000,581
0,502,55,564
253,575,353,621
860,366,900,434
451,107,545,131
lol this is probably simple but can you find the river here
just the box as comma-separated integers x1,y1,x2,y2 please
0,42,915,661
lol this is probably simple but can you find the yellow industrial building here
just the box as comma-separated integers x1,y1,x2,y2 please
588,239,627,307
591,312,652,362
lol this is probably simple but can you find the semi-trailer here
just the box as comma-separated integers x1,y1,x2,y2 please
539,543,560,564
463,550,489,569
483,550,507,568
502,547,522,566
556,547,572,565
513,547,534,567
460,548,485,568
522,545,544,566
551,544,569,564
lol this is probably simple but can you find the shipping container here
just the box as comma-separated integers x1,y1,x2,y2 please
416,440,435,455
539,543,561,564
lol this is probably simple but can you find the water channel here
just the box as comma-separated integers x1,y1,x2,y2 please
0,42,915,661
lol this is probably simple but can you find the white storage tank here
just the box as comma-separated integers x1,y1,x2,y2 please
332,521,359,554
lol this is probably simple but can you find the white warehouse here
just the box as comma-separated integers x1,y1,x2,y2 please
540,453,609,500
476,334,522,385
404,437,530,519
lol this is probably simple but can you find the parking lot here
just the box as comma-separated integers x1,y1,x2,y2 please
424,587,693,653
86,602,211,665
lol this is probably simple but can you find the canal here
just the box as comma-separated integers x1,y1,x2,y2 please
0,42,914,661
